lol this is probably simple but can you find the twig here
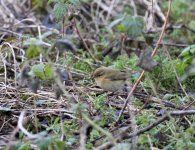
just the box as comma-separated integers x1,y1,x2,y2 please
0,42,18,86
167,24,195,34
162,33,195,111
73,18,97,62
126,38,188,47
184,100,195,110
130,0,137,16
115,0,172,124
79,120,89,150
128,110,195,138
0,28,22,37
128,97,138,149
163,45,191,99
17,111,46,139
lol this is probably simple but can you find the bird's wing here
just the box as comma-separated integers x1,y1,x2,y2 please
106,70,128,81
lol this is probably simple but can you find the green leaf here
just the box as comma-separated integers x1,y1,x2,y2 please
24,38,45,46
26,45,41,59
66,137,77,146
32,0,44,7
44,64,54,79
54,117,60,124
119,15,144,37
167,0,189,22
138,134,149,145
31,63,45,79
116,24,126,32
183,56,193,64
17,143,30,150
54,140,66,150
175,59,188,75
14,142,30,150
89,129,100,141
31,63,54,80
179,45,195,65
179,45,195,58
189,20,195,30
53,1,67,19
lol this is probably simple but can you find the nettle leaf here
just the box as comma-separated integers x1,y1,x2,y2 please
179,45,195,58
183,56,193,64
179,45,195,65
119,15,144,37
175,59,188,75
31,63,45,79
16,143,30,150
44,64,54,79
189,20,195,30
31,63,54,80
53,1,67,19
54,140,66,150
24,38,44,46
26,45,41,59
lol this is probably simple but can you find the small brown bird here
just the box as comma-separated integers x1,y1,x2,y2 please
92,66,130,91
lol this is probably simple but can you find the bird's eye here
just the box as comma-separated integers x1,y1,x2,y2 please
94,73,100,78
93,72,104,78
96,74,102,77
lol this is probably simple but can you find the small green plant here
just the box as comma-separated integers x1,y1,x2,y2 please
163,0,189,22
46,117,78,149
30,63,54,80
176,45,195,89
144,57,179,92
136,111,156,127
93,95,117,126
113,54,139,70
117,15,145,38
48,0,81,20
26,45,41,59
13,142,30,150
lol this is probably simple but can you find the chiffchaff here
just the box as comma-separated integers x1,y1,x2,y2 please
92,66,130,91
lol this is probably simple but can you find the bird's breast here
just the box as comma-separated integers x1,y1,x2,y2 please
95,77,125,91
